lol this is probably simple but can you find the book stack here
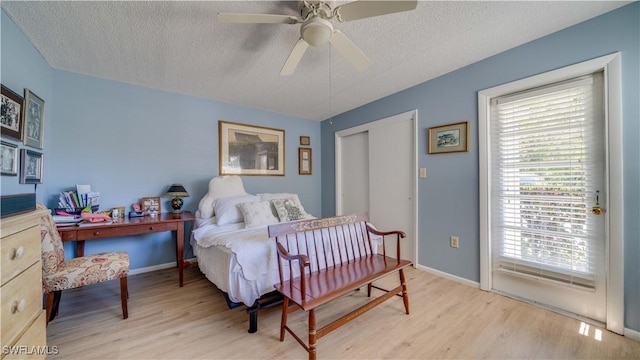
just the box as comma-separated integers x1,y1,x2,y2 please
57,184,100,214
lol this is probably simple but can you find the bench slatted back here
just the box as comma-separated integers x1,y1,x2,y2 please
268,213,376,290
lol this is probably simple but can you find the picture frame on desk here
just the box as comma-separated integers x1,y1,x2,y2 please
141,196,161,216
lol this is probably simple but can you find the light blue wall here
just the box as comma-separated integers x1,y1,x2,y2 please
0,10,54,202
1,9,322,271
321,3,639,331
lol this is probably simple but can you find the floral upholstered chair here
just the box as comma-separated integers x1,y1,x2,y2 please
38,204,130,324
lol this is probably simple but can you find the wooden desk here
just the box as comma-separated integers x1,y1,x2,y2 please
58,212,195,287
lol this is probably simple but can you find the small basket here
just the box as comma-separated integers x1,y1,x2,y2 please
55,205,99,215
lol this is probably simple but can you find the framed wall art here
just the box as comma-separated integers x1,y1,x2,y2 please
219,120,285,176
23,89,45,149
428,121,469,154
1,141,18,176
299,136,310,146
1,85,24,141
298,147,312,175
141,196,161,215
19,148,43,184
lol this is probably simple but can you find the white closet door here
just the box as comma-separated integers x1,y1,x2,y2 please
339,131,369,216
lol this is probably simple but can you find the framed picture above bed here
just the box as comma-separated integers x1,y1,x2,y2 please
219,121,285,176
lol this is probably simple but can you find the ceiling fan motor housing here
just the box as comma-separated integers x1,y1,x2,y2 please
301,17,334,47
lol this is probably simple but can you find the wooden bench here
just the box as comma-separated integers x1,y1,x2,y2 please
267,213,412,360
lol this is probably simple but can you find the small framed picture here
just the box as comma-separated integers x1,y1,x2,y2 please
1,85,24,141
1,141,18,176
141,196,161,215
19,148,43,184
300,136,310,146
428,121,469,154
23,89,45,149
298,147,312,175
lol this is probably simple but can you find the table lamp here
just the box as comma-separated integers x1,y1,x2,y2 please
164,183,190,214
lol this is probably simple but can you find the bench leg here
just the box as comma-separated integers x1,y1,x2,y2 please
367,283,372,297
399,269,410,314
280,297,289,341
308,309,317,360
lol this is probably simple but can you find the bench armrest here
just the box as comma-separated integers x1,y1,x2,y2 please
276,242,311,266
366,224,406,260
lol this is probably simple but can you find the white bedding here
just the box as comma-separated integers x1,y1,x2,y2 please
190,217,382,306
191,219,283,305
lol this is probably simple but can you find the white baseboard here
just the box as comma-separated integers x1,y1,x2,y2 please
128,257,197,276
625,327,640,341
415,264,480,288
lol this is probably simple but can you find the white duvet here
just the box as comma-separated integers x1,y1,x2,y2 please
192,222,277,281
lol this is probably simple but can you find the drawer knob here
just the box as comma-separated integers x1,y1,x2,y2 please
12,299,26,313
12,247,25,260
149,227,154,230
93,231,100,236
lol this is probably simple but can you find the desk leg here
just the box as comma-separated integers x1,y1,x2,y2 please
76,240,85,257
176,223,184,287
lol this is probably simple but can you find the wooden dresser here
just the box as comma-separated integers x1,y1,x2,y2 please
1,209,48,359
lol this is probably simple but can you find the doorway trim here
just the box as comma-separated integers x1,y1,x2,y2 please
335,110,418,266
478,53,623,333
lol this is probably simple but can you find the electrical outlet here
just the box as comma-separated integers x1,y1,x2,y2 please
419,168,427,178
450,236,459,248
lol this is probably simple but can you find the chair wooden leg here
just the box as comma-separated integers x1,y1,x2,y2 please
120,277,128,319
367,283,372,297
399,269,409,314
280,297,289,341
45,292,55,325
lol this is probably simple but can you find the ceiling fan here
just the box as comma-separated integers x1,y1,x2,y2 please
218,1,418,75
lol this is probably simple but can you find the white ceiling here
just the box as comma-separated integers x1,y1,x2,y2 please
1,1,630,121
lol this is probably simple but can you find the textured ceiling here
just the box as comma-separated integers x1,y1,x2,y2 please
1,1,630,121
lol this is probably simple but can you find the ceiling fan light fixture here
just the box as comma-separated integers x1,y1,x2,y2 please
301,17,333,47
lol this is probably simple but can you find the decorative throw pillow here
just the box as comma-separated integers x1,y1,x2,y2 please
213,194,260,225
271,197,311,222
237,201,280,228
258,193,303,218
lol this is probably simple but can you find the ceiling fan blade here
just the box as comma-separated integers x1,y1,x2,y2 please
280,38,310,76
334,0,417,22
329,30,371,72
217,13,300,24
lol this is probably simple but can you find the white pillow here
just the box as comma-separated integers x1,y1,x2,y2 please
271,197,312,222
197,176,248,219
214,195,260,225
237,201,279,228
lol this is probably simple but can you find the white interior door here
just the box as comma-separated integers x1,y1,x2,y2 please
336,110,417,265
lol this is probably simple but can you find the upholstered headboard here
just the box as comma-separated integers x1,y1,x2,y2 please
196,176,248,219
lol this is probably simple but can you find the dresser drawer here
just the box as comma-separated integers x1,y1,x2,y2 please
1,225,40,286
2,312,47,360
1,264,42,349
76,221,177,239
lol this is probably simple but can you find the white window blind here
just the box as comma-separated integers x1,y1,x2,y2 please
490,73,603,289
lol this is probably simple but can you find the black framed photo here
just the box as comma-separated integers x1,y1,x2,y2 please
1,141,18,176
19,148,43,184
1,85,24,141
23,89,45,149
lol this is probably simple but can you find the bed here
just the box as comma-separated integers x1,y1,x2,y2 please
189,176,316,332
190,176,382,333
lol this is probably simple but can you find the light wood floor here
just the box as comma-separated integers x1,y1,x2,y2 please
46,264,639,359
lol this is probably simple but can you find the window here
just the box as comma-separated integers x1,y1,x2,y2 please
490,73,604,288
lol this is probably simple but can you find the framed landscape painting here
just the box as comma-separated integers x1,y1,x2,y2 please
428,121,469,154
219,120,285,176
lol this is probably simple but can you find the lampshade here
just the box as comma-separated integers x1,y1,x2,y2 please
164,183,190,198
